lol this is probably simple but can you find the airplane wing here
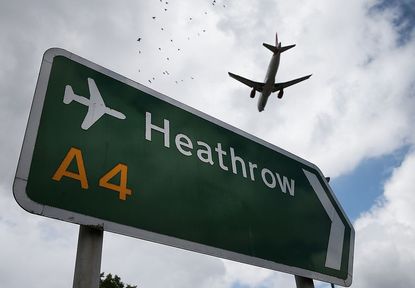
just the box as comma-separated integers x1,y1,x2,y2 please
81,78,106,130
228,72,265,92
272,74,312,92
88,78,105,106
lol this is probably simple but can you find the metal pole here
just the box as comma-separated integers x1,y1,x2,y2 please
73,225,104,288
295,275,315,288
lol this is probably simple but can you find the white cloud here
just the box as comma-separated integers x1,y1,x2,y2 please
0,0,414,287
230,0,415,178
101,233,227,288
353,148,415,287
0,188,78,287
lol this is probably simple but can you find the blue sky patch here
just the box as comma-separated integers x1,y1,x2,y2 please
331,145,410,221
370,0,415,45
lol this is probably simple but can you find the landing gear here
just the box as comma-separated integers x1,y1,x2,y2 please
250,89,256,98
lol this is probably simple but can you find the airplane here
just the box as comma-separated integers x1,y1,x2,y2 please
228,32,311,111
63,78,126,130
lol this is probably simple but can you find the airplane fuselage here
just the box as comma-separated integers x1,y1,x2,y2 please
258,51,280,111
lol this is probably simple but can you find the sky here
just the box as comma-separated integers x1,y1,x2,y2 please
0,0,415,287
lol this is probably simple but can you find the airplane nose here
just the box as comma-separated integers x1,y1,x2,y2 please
257,96,265,112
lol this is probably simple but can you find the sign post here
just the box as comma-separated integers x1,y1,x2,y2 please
73,226,103,288
14,48,354,286
295,276,315,288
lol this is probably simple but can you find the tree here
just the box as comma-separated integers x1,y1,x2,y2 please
100,272,137,288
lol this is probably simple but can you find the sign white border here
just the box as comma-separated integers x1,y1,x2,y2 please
13,48,354,286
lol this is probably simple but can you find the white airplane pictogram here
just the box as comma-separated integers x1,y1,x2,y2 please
63,78,126,130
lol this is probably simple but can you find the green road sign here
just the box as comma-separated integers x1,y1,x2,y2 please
14,48,354,286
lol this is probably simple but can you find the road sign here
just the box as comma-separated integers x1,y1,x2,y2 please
14,48,354,286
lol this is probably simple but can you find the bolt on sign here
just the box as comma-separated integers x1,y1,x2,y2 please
14,48,354,286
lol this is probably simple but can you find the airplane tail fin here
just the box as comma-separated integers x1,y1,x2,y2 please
279,44,296,53
263,43,296,54
263,43,279,53
63,85,75,104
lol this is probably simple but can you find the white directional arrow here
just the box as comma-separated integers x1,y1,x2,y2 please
303,169,345,270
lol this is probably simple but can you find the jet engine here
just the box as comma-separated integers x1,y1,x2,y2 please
277,89,284,99
250,88,256,98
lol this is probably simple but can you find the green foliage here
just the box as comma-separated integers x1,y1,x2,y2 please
100,272,137,288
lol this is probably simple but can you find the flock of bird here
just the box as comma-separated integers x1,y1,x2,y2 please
135,0,229,85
